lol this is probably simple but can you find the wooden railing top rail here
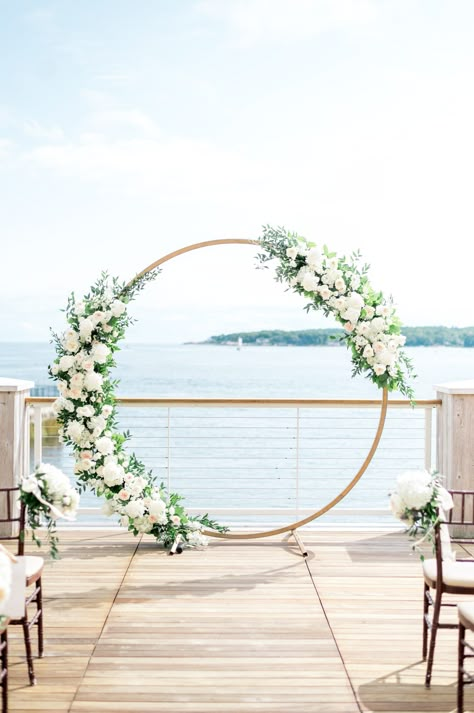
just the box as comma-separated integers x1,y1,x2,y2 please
26,396,441,408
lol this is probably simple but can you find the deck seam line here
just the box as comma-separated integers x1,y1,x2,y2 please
305,558,362,713
67,535,142,713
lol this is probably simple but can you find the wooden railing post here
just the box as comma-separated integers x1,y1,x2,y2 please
436,380,474,537
0,378,34,535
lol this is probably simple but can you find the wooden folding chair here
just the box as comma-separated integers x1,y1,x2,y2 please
0,487,44,685
423,490,474,688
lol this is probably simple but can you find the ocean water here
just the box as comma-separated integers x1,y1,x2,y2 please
1,343,473,529
2,341,473,399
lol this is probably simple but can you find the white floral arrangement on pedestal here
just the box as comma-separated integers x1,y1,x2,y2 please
390,470,453,555
20,463,80,558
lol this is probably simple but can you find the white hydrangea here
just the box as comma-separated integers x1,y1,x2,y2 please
396,471,434,510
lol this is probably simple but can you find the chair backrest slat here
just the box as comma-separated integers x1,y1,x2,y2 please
0,487,25,556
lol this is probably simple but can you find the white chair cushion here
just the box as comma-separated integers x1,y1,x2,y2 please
24,555,44,579
459,602,474,628
423,558,474,588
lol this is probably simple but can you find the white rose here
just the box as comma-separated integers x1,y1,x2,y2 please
319,285,331,300
65,338,80,353
376,304,393,318
364,305,375,319
95,436,114,455
79,318,94,341
334,277,346,293
306,247,322,267
84,371,103,392
350,274,361,289
344,322,355,333
51,364,59,375
73,301,86,316
91,343,110,364
347,292,364,310
59,355,75,371
111,300,126,317
301,273,320,292
342,307,360,325
77,405,95,418
148,499,166,517
286,246,298,260
91,310,105,325
63,399,75,413
70,373,84,389
66,421,84,443
124,500,145,519
373,341,385,354
370,317,386,333
102,404,114,417
363,344,374,359
374,363,386,376
377,348,396,367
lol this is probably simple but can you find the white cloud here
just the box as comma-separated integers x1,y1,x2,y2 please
197,0,377,45
0,139,13,157
23,119,64,141
89,109,161,138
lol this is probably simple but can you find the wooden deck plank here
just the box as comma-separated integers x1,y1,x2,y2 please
6,529,474,712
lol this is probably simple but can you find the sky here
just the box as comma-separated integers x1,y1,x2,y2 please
1,0,474,343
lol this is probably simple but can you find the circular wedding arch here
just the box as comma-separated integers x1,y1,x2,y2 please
126,238,388,540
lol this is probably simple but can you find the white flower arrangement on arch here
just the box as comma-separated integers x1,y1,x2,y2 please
49,271,227,551
257,226,415,399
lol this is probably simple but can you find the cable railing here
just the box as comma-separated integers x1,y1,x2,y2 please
26,396,440,530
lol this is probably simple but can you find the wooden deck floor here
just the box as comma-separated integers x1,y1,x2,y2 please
6,529,474,713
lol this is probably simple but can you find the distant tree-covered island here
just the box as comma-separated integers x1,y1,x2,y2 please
202,326,474,347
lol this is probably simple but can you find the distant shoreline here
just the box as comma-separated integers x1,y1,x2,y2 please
195,326,474,348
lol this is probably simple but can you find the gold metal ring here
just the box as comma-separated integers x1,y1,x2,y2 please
129,239,389,540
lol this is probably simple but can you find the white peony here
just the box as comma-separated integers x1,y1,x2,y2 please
91,343,110,364
95,436,114,455
124,500,145,519
84,371,103,392
102,462,125,487
59,355,76,371
77,405,95,418
111,300,126,317
66,421,85,443
148,498,166,517
301,273,320,292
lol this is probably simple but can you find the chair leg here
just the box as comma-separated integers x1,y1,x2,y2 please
425,588,442,688
21,616,36,686
1,629,7,713
422,582,430,660
458,622,466,713
36,578,43,658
